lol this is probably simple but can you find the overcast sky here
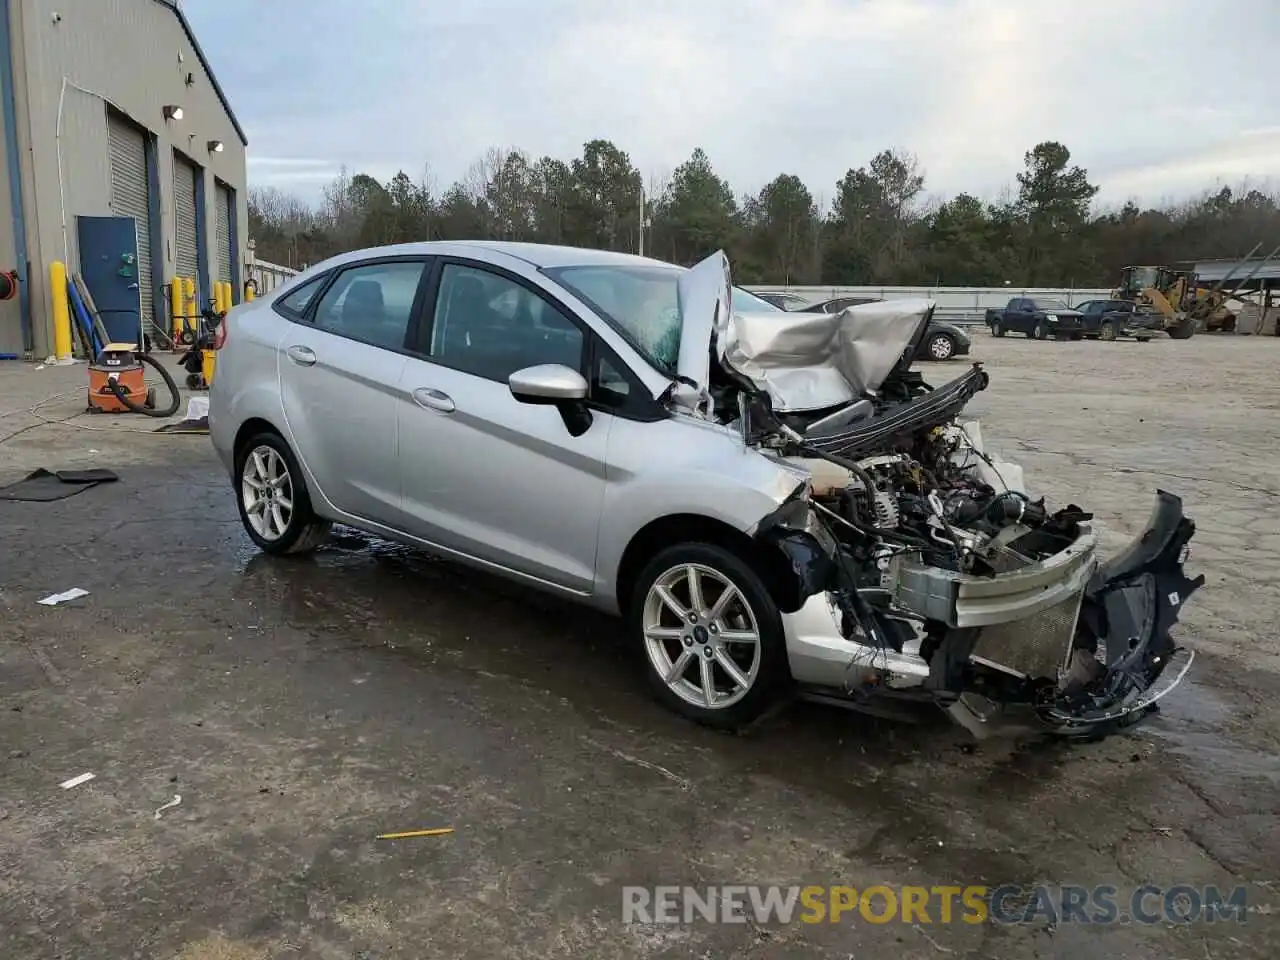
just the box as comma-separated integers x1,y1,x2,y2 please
182,0,1279,211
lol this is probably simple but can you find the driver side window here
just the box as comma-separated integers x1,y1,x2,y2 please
428,263,585,383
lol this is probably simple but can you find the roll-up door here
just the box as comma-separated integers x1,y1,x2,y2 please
214,181,233,284
173,152,200,293
107,112,153,329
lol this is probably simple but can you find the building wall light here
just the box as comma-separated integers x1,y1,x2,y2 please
162,105,183,121
207,140,224,153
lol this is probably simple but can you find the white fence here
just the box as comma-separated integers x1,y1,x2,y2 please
245,257,299,297
744,286,1114,324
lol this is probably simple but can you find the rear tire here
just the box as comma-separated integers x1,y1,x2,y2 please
234,431,332,555
629,542,789,730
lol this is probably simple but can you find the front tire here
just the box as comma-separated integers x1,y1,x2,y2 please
1034,320,1049,340
235,431,332,555
1100,321,1117,341
629,542,789,730
926,332,956,360
991,320,1005,337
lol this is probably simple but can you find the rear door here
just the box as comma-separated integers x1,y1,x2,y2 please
277,256,432,524
395,257,612,592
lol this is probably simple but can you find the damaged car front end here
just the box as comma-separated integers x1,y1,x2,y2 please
679,253,1204,739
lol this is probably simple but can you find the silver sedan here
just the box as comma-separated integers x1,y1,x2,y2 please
210,241,1200,738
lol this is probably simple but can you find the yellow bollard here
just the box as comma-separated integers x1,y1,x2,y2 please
219,281,231,313
170,277,186,341
183,277,197,346
244,280,256,303
49,261,73,362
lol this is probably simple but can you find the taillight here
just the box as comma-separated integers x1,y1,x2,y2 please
212,317,227,350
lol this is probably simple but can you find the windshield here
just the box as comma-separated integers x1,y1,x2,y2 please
545,264,780,373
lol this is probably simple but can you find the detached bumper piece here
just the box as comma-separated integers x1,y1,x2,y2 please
1039,490,1204,737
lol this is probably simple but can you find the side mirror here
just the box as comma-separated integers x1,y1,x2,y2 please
508,364,588,403
508,364,592,437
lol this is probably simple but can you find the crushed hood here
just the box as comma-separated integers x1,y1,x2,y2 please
721,297,937,412
672,251,734,414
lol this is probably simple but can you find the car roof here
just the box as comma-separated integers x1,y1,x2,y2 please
314,240,678,271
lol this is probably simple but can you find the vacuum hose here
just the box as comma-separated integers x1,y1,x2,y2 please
106,351,181,418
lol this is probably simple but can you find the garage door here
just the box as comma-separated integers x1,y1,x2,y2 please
107,112,154,329
173,152,200,293
214,181,233,285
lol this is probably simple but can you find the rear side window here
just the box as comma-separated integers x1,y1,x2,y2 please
275,275,327,317
312,261,428,352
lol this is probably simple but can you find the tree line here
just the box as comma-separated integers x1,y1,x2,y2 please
248,139,1280,288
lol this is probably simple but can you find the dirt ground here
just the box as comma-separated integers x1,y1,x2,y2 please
1,333,1278,959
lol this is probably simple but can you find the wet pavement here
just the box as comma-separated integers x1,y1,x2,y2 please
1,337,1279,959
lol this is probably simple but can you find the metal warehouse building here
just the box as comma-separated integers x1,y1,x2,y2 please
0,0,247,359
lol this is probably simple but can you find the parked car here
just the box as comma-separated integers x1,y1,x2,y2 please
752,291,812,311
802,297,971,361
985,297,1085,339
1072,299,1164,342
210,242,1200,739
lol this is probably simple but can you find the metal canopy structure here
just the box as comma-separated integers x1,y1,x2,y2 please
1186,257,1280,292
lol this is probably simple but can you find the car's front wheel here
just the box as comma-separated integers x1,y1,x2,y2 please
630,543,789,729
990,320,1005,337
1033,320,1049,340
235,431,332,555
926,332,956,360
1100,320,1118,341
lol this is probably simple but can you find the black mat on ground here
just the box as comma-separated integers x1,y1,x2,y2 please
154,416,209,434
0,468,120,502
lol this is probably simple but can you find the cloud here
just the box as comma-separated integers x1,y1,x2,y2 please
182,0,1280,209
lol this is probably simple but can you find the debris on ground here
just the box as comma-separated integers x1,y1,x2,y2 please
59,772,95,789
37,587,90,606
375,827,454,840
154,794,182,819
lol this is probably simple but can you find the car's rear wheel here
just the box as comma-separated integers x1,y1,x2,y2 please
235,431,332,555
1100,320,1118,341
926,332,956,360
630,543,789,729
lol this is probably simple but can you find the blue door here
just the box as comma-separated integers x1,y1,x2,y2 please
77,216,143,346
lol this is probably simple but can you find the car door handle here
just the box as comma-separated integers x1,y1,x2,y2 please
412,387,455,413
286,345,317,366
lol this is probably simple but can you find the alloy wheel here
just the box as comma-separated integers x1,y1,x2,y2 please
929,334,954,360
641,563,762,710
241,445,294,541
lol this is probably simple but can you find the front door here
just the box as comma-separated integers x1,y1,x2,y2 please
77,216,142,346
396,259,609,593
277,257,431,525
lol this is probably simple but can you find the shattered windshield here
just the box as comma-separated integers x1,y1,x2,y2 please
547,264,684,372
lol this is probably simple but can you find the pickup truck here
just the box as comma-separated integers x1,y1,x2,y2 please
985,297,1085,340
1072,299,1164,342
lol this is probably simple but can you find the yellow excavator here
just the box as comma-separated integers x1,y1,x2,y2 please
1114,243,1279,339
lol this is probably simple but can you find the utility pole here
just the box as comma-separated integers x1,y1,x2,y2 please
638,182,645,257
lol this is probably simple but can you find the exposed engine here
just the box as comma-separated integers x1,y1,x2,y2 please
735,352,1202,739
